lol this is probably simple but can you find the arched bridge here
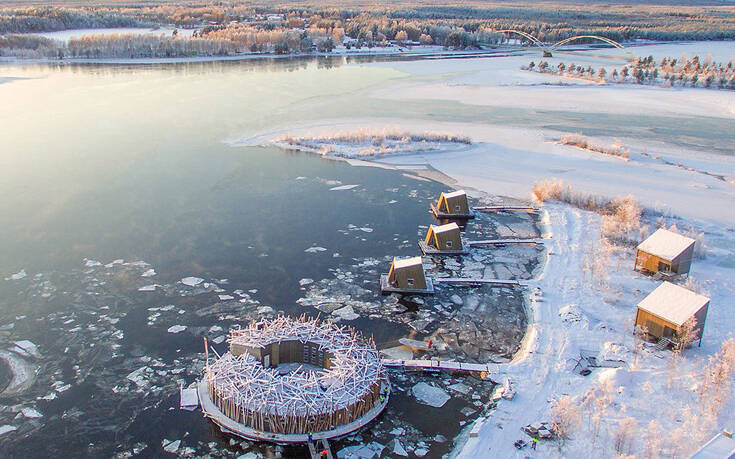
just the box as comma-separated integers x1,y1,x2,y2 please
491,30,627,56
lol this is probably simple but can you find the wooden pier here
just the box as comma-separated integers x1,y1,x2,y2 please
430,203,475,220
383,358,498,381
473,205,538,213
433,278,528,287
418,240,469,255
466,238,544,247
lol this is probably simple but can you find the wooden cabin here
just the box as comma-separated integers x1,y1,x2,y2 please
635,228,695,276
431,190,474,219
635,281,710,347
690,430,735,459
380,256,434,294
420,222,467,255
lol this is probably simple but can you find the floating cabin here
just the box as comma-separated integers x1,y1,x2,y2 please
690,430,735,459
430,190,475,219
635,281,710,347
419,222,468,255
200,316,389,443
380,256,434,294
635,228,696,277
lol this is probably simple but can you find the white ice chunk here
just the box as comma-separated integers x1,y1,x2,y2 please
5,269,26,281
84,259,102,267
218,295,234,300
393,439,408,457
299,278,314,286
13,341,40,358
138,285,157,292
412,382,450,407
21,408,42,418
181,277,204,286
333,305,359,321
0,425,17,436
329,184,359,191
167,325,187,334
304,246,327,253
162,439,181,454
180,388,199,410
141,269,156,277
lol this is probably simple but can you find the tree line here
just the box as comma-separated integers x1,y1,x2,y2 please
525,54,735,90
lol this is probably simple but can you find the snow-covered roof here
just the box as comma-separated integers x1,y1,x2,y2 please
637,228,695,261
443,190,466,199
690,431,735,459
637,281,710,327
433,222,460,234
393,256,423,269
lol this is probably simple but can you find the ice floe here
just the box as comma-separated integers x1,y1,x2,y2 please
411,382,450,408
0,425,17,436
167,325,187,334
329,184,359,191
141,269,156,277
332,305,359,321
304,246,327,253
181,277,204,287
5,269,26,281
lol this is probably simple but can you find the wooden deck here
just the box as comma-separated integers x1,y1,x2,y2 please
433,278,527,287
383,358,498,381
473,205,538,213
418,240,469,255
430,203,475,220
380,274,435,295
466,238,544,247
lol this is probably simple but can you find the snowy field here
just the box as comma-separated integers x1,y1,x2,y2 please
250,40,735,458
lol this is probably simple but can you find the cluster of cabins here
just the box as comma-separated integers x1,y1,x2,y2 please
633,228,709,348
381,190,475,295
381,191,710,350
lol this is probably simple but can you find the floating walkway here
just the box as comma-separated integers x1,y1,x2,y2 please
433,278,528,287
473,206,538,213
383,359,498,381
466,238,544,247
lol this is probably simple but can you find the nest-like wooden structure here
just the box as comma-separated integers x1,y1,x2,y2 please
204,316,386,435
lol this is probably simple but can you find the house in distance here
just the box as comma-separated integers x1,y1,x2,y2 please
635,228,696,277
419,222,468,255
430,190,474,219
380,256,434,294
635,281,710,347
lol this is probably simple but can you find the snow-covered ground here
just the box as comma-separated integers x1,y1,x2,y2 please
30,27,196,42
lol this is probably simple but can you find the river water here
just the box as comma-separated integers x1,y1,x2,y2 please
0,57,539,458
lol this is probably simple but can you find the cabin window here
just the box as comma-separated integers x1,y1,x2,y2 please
455,205,461,211
658,261,671,272
407,278,414,286
446,240,453,248
303,346,309,362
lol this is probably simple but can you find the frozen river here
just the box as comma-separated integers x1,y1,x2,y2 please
1,40,733,457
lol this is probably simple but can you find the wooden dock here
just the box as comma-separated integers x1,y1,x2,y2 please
466,238,544,247
430,203,475,220
473,205,538,213
418,240,469,255
383,358,497,380
433,278,527,287
380,274,435,295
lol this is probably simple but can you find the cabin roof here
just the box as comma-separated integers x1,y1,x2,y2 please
690,431,735,459
637,228,695,261
392,256,423,269
442,190,466,199
637,281,710,327
432,222,460,234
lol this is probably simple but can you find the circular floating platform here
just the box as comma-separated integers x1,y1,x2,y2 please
200,316,389,443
